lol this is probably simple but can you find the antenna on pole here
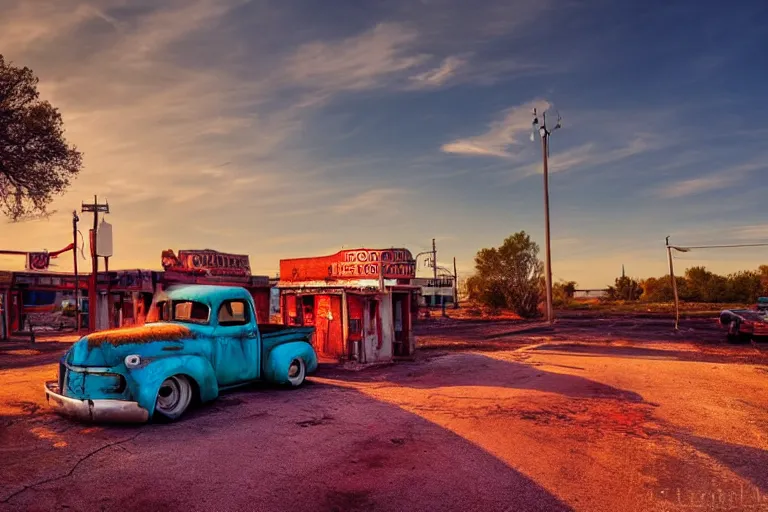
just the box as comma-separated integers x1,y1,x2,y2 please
531,104,562,325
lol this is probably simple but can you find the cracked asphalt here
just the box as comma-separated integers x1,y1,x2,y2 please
2,318,768,511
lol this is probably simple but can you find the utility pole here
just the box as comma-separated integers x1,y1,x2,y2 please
81,196,109,332
72,211,80,333
666,236,680,330
453,257,459,309
432,238,437,310
532,108,561,325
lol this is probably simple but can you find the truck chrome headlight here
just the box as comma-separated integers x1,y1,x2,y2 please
125,354,142,368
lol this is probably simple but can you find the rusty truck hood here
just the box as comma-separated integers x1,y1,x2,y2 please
66,323,208,367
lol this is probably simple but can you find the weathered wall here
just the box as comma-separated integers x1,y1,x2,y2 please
363,296,393,363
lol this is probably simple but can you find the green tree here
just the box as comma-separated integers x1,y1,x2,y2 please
466,231,543,318
640,275,688,302
0,55,82,221
682,266,727,302
553,280,577,307
607,275,642,300
760,265,768,297
724,270,762,303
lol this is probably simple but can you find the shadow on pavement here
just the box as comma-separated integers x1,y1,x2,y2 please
1,369,575,512
674,434,768,494
319,352,645,403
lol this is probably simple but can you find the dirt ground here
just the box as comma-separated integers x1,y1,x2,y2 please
1,317,768,511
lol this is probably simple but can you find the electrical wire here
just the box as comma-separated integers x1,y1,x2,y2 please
677,243,768,250
76,230,87,259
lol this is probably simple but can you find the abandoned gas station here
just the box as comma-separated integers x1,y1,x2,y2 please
276,248,420,364
1,242,426,366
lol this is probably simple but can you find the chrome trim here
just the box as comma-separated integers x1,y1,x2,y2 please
63,362,112,373
44,381,149,423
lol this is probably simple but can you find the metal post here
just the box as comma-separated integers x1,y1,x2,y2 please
90,196,98,332
105,256,110,329
82,196,109,333
666,236,680,330
541,129,554,325
72,211,80,333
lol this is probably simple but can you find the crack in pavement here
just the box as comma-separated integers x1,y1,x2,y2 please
1,432,143,504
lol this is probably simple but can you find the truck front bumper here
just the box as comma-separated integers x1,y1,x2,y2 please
44,381,149,423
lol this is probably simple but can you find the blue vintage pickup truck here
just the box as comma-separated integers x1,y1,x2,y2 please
44,285,317,423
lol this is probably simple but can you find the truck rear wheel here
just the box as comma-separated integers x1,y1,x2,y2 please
287,358,306,387
155,375,192,420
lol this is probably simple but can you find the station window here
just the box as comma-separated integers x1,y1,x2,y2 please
301,296,315,326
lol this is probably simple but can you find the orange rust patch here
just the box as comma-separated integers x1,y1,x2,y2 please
87,324,192,348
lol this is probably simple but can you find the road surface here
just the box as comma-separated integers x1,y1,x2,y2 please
2,319,767,511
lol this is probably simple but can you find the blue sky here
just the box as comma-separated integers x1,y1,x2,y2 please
1,0,767,287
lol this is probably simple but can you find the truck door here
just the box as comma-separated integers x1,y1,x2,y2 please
212,299,260,385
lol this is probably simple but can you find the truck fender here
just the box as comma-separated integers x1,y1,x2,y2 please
126,355,219,416
263,342,318,384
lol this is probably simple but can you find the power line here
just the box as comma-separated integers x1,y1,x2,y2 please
672,242,768,250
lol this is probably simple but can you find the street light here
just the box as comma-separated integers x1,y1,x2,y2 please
531,107,561,325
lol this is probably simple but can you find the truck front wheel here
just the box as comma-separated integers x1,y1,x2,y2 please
287,358,306,387
155,375,192,420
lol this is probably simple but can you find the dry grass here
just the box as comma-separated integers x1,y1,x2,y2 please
437,300,749,320
560,300,748,317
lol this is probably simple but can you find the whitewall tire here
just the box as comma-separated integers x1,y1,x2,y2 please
287,358,306,387
155,375,192,420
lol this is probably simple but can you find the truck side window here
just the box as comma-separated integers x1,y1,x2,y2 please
173,301,210,324
218,300,250,326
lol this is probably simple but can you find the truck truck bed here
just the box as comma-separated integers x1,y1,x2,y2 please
260,324,315,344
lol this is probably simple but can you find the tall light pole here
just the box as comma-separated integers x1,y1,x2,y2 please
72,210,80,333
531,108,561,325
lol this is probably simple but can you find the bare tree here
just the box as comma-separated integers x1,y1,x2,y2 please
0,55,82,221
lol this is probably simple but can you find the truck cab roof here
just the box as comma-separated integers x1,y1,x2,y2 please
160,285,253,306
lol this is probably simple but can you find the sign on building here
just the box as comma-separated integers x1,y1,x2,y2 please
280,248,416,282
26,252,50,271
161,249,251,277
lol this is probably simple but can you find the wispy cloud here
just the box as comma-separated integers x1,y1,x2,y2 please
283,23,428,95
731,225,768,240
509,136,658,180
331,188,408,215
656,161,766,199
0,1,116,56
410,55,466,88
657,175,730,199
441,99,550,158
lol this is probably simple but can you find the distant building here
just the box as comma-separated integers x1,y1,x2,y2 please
573,289,609,299
410,277,455,307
